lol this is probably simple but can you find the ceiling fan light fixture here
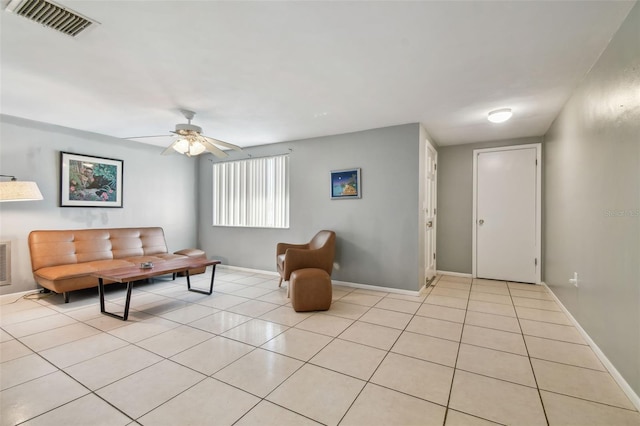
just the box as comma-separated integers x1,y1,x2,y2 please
488,108,513,123
189,141,207,156
173,139,190,154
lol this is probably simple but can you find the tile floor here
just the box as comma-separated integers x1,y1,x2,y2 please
1,269,639,425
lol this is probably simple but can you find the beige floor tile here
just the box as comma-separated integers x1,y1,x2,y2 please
196,293,248,310
431,287,470,300
416,303,466,323
214,282,248,294
339,293,384,307
64,344,163,390
456,343,536,387
464,310,521,333
221,319,288,346
227,299,280,317
384,292,428,303
541,390,640,426
232,286,277,299
214,348,303,397
136,298,190,316
509,288,553,300
137,325,213,357
310,339,386,380
341,383,446,426
449,370,546,425
468,292,512,305
437,281,473,291
266,364,365,426
331,289,351,301
19,323,101,352
21,393,132,426
524,335,604,370
0,339,33,363
2,313,78,338
391,331,459,367
374,297,421,314
439,275,472,285
507,282,546,291
322,301,370,320
39,332,129,368
358,307,413,330
171,335,254,375
0,353,58,391
519,319,585,344
462,324,527,355
371,352,454,405
0,305,58,326
0,328,12,343
189,310,253,334
96,359,205,419
353,288,390,297
295,313,354,337
261,327,332,361
0,371,89,426
338,321,402,350
470,285,510,295
158,303,219,323
406,315,463,341
445,410,501,425
425,294,468,310
512,297,561,311
138,377,259,426
467,300,516,317
472,278,507,287
256,289,290,305
235,400,322,426
107,315,181,343
259,305,313,326
531,358,635,409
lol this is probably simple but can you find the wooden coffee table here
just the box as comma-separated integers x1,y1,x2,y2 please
93,258,221,320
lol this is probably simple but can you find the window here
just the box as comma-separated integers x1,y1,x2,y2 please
213,155,289,228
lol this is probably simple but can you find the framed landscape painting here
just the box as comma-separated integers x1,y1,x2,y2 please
60,152,123,207
331,168,361,199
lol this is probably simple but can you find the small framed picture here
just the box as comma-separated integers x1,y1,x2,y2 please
60,152,123,207
331,168,361,199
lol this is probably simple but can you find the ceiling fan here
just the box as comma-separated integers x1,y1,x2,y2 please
132,110,242,158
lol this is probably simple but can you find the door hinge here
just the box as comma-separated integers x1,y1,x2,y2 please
535,159,538,166
434,208,437,215
434,164,437,171
534,258,538,266
433,253,436,260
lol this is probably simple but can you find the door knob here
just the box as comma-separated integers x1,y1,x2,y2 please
479,219,484,225
426,221,433,228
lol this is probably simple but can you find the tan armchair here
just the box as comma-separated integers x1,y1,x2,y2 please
277,230,336,287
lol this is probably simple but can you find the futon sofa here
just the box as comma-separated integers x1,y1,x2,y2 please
28,227,205,302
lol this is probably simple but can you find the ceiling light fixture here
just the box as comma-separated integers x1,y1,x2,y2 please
0,175,43,202
488,108,513,123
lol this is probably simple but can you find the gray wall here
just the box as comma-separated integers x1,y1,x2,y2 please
0,115,199,295
436,136,543,274
544,2,640,395
197,124,424,292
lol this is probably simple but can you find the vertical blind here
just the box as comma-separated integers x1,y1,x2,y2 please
213,155,289,228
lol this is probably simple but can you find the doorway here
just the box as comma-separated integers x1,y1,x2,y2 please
424,139,438,284
472,144,541,283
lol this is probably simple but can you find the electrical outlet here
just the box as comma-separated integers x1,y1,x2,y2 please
569,272,579,288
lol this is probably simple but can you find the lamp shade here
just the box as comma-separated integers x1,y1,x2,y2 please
0,181,44,202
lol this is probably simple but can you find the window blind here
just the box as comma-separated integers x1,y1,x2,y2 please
213,155,289,228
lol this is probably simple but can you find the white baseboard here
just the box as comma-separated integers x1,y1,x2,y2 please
223,265,422,296
436,270,472,278
543,282,640,411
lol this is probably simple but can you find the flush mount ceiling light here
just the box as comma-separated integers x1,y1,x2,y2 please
487,108,513,123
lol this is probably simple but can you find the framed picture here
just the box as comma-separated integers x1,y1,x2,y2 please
331,168,361,199
60,152,123,207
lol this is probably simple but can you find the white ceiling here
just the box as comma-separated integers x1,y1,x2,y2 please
0,0,634,149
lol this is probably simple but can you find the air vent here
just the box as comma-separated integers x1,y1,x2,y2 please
5,0,98,37
0,241,10,286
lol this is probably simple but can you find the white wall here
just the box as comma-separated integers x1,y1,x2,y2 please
197,124,424,292
0,115,199,295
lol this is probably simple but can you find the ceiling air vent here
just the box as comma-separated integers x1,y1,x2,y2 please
5,0,98,37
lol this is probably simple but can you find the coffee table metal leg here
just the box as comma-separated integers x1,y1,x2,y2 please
99,279,133,321
187,265,216,295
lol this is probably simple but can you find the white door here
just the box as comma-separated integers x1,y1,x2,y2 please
473,144,541,283
424,141,437,283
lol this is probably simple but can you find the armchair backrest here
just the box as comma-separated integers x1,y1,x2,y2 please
280,230,336,280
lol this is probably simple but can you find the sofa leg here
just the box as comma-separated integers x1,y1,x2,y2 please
63,292,70,303
278,277,283,287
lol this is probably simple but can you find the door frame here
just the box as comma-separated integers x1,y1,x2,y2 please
472,143,542,283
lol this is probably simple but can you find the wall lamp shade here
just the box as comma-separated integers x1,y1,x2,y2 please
488,108,513,123
0,176,44,202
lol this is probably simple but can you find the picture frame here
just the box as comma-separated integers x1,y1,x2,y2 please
331,168,361,199
60,152,123,207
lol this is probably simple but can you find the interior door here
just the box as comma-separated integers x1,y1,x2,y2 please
424,141,437,283
473,145,541,283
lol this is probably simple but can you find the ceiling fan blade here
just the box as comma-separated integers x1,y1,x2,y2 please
200,138,229,158
203,135,243,152
161,141,178,155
